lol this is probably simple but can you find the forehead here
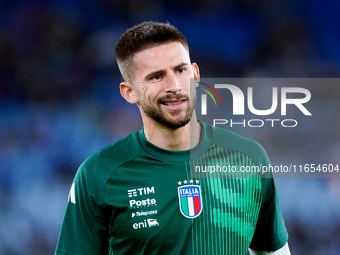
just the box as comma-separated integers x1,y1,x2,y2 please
132,42,191,78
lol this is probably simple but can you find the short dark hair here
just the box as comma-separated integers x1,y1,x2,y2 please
115,21,189,83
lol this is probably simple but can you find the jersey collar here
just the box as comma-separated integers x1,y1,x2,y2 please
137,120,212,161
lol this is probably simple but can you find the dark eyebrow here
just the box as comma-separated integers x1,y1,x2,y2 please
174,62,189,70
144,62,189,80
145,69,165,80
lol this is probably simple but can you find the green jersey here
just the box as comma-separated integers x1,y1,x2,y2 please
55,121,288,255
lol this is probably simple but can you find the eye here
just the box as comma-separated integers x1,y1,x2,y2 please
151,74,162,80
177,67,186,74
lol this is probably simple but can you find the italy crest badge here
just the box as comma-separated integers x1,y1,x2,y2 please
178,180,203,219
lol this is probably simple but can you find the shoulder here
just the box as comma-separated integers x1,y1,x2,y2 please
70,131,143,206
80,131,142,175
74,131,143,189
204,122,270,167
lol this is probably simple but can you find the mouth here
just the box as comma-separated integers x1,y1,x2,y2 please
162,100,184,106
160,98,186,111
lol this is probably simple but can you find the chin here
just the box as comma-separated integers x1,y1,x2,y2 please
159,114,191,130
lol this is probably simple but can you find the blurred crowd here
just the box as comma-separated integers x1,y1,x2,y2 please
0,0,340,254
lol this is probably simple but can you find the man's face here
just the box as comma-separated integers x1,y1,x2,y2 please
131,42,199,129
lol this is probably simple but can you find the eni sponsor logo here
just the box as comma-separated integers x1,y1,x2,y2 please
133,218,160,230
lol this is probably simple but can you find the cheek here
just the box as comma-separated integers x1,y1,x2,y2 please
138,87,160,104
149,84,164,96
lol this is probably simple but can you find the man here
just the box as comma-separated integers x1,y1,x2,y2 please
55,21,290,255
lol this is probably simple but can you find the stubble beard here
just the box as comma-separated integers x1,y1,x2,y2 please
139,93,197,129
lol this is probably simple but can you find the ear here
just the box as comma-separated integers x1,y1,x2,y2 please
120,81,138,104
191,62,200,87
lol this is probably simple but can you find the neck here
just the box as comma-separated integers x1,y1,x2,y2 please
143,112,201,151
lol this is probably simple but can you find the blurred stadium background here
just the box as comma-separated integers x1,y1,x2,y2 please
0,0,340,254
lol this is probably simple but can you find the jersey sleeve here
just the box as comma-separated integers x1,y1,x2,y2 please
249,147,289,251
54,155,110,255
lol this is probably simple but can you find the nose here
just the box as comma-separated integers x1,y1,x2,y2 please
165,72,181,93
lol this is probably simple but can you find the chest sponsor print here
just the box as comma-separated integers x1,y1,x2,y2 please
178,183,203,219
